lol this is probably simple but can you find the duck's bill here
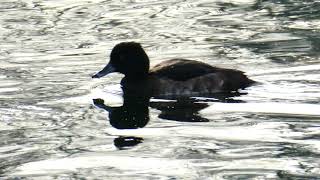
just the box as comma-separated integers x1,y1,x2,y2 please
92,63,116,78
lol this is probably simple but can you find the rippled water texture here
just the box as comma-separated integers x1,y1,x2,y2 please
1,0,320,179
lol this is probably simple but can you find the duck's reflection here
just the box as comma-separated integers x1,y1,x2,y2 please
93,94,150,129
150,99,210,122
113,136,144,150
93,91,244,129
93,90,244,149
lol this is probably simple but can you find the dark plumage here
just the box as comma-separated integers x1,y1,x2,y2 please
92,42,255,97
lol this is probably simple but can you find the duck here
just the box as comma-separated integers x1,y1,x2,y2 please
92,42,255,97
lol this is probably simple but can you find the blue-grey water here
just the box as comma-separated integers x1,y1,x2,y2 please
1,0,320,179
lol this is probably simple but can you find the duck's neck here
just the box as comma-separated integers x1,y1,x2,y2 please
120,74,152,98
123,72,149,81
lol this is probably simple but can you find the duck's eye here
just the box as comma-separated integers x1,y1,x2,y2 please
119,55,125,62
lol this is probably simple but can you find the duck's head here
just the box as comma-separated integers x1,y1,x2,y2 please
92,42,150,79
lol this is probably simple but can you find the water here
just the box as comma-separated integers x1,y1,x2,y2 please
1,0,320,179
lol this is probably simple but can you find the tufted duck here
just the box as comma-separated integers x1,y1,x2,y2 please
92,42,255,97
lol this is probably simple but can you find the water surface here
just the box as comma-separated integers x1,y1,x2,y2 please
1,0,320,179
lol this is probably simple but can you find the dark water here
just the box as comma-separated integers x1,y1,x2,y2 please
1,0,320,179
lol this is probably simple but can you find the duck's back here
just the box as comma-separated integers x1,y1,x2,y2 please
150,59,218,81
148,59,254,95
